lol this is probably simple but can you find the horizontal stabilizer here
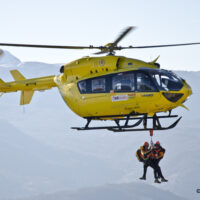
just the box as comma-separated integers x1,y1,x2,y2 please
10,70,26,81
20,90,34,105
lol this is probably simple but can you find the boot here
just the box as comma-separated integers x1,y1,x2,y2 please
161,178,168,182
139,176,146,180
154,178,161,183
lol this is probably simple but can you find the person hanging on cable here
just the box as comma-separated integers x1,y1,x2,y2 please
151,141,168,183
136,141,152,180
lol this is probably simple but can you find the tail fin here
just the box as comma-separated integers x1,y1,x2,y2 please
20,90,35,105
10,70,26,81
0,79,4,84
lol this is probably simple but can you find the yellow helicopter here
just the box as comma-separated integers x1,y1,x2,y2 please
0,26,197,132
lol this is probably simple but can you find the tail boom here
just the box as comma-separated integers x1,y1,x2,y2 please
0,70,57,105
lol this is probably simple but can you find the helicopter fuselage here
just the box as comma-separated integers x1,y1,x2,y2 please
55,55,192,119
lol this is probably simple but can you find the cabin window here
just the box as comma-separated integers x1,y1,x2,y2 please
136,72,156,92
92,78,106,92
112,72,135,92
78,80,87,93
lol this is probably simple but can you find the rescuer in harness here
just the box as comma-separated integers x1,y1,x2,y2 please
136,142,152,180
151,141,168,183
136,141,168,183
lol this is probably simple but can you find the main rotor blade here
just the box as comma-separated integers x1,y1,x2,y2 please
0,43,103,50
112,26,135,47
94,26,136,54
122,42,200,49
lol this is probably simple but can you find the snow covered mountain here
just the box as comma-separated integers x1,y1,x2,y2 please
0,49,21,68
0,50,199,200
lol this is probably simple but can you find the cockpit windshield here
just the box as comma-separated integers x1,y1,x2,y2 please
150,69,183,91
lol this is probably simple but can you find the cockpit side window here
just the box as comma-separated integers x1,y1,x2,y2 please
136,72,157,92
112,72,135,92
160,74,171,90
151,70,183,91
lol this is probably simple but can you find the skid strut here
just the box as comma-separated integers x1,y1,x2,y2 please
72,112,182,132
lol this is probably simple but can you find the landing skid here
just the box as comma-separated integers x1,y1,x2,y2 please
71,112,182,132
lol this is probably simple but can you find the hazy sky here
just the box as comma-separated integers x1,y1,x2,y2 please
0,0,200,70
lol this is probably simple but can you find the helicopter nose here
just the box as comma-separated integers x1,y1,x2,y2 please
162,81,192,103
182,81,192,103
186,82,192,96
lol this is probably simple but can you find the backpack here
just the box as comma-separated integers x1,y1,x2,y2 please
136,149,143,162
